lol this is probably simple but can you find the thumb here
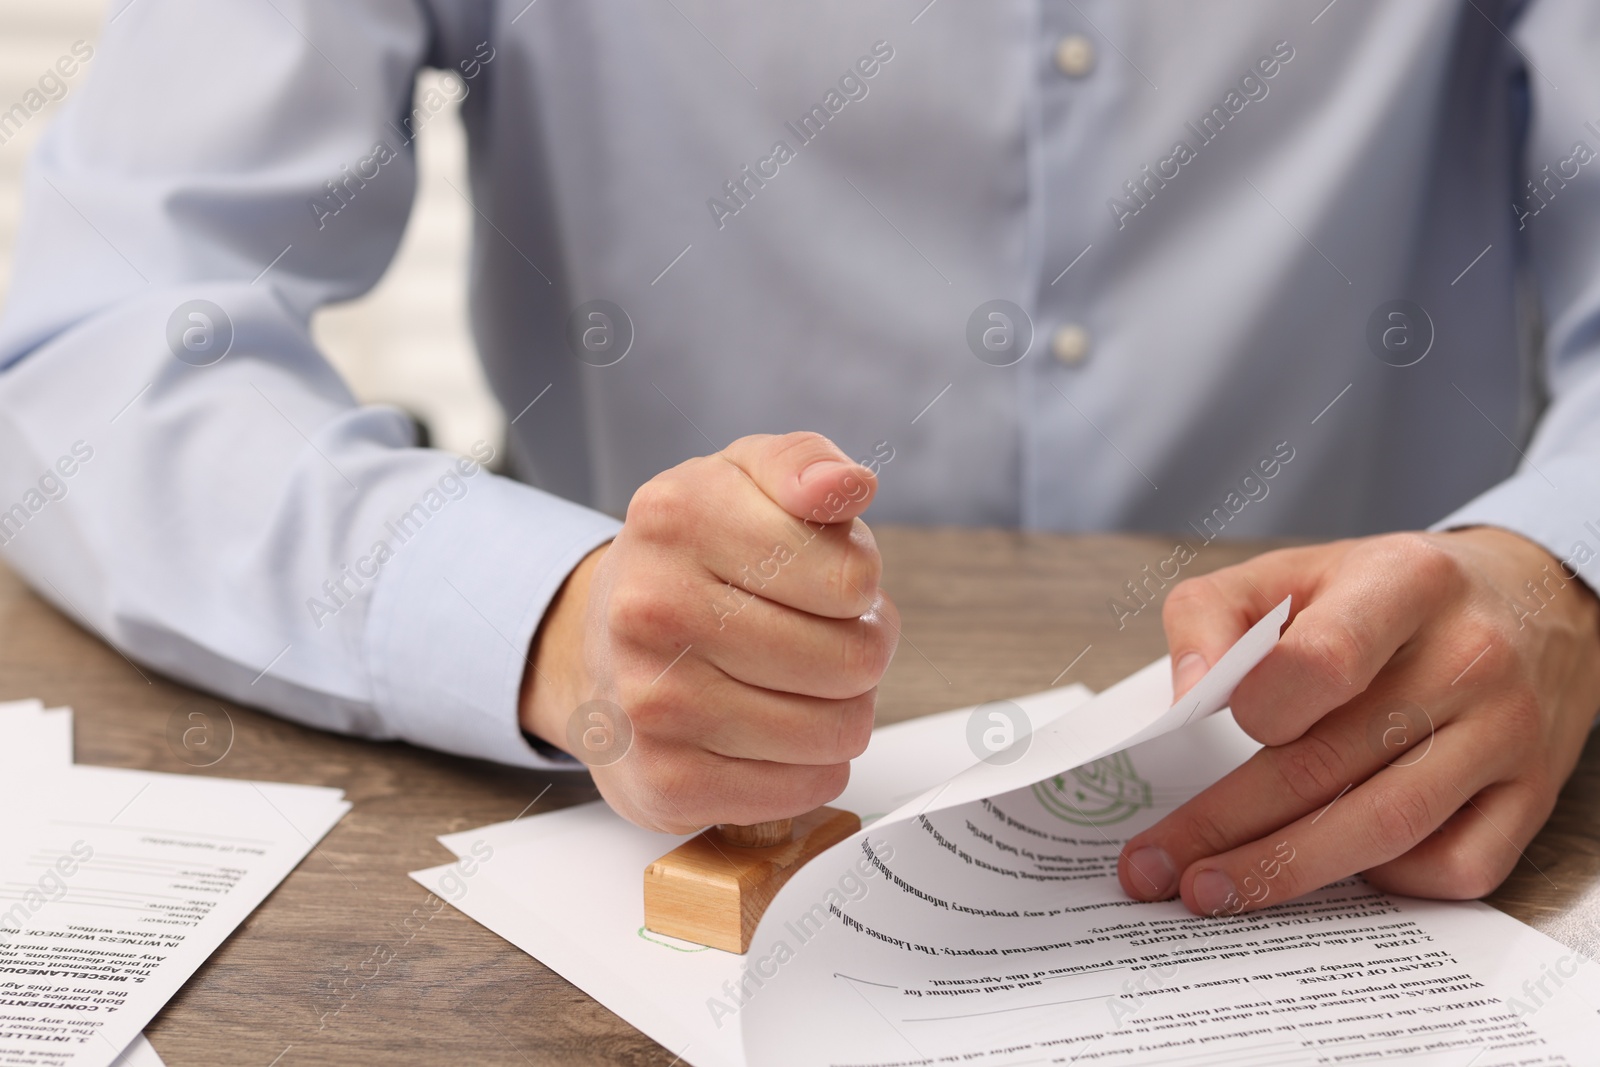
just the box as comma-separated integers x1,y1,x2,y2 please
722,432,878,526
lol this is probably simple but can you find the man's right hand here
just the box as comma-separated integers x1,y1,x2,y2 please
520,432,899,833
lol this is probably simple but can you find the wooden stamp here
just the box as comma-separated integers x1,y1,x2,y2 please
643,808,861,953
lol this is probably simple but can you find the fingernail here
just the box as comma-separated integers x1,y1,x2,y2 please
1125,846,1177,899
1192,868,1238,916
1173,652,1207,698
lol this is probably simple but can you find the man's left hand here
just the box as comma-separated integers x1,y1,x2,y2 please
1117,527,1600,917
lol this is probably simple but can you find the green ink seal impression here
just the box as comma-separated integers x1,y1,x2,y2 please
1032,752,1152,827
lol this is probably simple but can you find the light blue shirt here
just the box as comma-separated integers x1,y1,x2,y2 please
3,0,1599,769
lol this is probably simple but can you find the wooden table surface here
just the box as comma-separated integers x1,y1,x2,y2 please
5,527,1600,1065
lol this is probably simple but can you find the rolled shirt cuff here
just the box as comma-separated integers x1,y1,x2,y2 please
365,469,620,769
1430,455,1600,597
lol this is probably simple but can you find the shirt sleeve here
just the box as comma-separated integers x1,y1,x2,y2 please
0,0,618,768
1432,0,1600,592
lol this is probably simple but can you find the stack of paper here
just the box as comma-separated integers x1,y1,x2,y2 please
415,601,1600,1066
0,699,349,1067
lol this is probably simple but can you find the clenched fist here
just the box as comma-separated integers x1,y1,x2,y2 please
520,432,899,832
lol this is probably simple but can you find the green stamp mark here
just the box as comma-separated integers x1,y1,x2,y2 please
1032,752,1152,827
637,926,710,952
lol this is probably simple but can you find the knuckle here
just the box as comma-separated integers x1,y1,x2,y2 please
835,526,883,608
1161,576,1215,626
737,764,848,824
800,762,850,810
603,584,648,636
621,686,678,735
1274,733,1349,806
1434,842,1513,899
838,624,878,692
634,754,710,828
1452,615,1514,678
625,475,695,539
1172,804,1237,861
1238,847,1309,906
1366,784,1437,856
1244,714,1302,749
605,583,683,641
768,430,846,475
828,690,877,762
1514,768,1558,812
777,429,841,458
841,612,898,692
1380,532,1464,592
728,432,775,455
1299,616,1367,693
873,587,901,638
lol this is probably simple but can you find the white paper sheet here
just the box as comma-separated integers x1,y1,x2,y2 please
414,684,1098,1067
0,700,72,771
0,708,168,1067
414,600,1600,1065
106,1036,163,1067
873,597,1291,826
0,718,347,1067
742,713,1600,1066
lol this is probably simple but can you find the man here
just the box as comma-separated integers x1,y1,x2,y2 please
1,0,1598,922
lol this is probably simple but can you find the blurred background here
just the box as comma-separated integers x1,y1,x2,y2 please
0,0,502,457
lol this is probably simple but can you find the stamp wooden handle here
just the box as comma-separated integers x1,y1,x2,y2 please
715,819,793,848
647,808,861,951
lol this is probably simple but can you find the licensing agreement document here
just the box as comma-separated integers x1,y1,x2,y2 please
0,708,348,1067
416,599,1600,1066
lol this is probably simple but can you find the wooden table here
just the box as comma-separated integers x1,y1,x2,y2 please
5,527,1600,1065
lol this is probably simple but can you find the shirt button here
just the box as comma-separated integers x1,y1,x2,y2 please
1051,324,1091,366
1054,35,1096,78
